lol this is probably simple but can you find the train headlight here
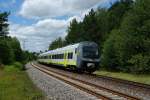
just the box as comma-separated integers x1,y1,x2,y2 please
87,63,95,68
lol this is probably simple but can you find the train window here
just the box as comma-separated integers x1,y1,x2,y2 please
62,54,64,59
75,48,77,54
57,54,58,59
54,55,56,59
54,54,64,59
71,53,73,59
57,54,59,59
68,52,73,59
60,54,61,59
50,54,64,59
59,54,61,59
55,55,57,59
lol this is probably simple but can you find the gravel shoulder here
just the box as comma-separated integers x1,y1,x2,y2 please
25,63,99,100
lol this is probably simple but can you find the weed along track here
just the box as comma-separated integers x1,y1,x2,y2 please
31,63,140,100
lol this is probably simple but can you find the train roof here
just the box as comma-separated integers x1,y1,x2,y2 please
39,41,97,56
39,43,79,56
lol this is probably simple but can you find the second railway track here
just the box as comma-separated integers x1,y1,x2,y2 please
31,62,140,100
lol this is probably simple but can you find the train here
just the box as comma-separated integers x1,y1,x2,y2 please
38,41,100,73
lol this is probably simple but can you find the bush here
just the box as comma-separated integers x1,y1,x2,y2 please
0,40,14,64
13,62,24,70
128,54,150,74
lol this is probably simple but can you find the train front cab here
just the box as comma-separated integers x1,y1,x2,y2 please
77,42,100,73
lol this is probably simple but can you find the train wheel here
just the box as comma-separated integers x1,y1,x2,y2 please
76,68,83,74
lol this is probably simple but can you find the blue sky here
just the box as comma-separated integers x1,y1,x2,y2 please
0,0,117,52
0,0,37,25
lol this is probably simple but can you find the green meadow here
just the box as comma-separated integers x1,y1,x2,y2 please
0,64,45,100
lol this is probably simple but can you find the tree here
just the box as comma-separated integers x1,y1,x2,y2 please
65,19,82,44
49,37,65,50
107,0,133,30
81,9,99,42
102,0,150,73
119,0,150,73
0,12,9,37
0,39,14,64
10,37,24,62
101,30,124,71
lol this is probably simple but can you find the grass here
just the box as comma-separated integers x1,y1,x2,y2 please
0,64,45,100
95,70,150,85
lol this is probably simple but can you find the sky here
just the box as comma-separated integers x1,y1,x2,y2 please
0,0,117,52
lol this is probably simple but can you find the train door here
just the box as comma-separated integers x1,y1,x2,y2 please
64,51,68,67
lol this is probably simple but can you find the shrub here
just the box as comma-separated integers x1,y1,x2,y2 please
13,62,24,70
0,40,14,64
128,54,150,74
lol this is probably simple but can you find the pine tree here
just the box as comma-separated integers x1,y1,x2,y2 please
0,12,9,37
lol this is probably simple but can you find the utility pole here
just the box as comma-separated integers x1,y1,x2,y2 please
22,39,27,50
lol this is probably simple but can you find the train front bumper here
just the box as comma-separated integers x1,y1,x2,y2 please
81,58,100,71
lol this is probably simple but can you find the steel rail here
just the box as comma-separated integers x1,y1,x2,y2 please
31,63,140,100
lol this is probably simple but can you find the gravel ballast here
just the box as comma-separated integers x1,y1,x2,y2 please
35,63,150,100
26,63,99,100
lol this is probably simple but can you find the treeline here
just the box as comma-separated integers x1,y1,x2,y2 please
0,12,37,65
49,0,150,74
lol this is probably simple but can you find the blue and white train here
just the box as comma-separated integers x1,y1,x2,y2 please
38,41,100,73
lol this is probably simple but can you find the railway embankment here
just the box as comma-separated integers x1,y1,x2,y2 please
26,63,98,100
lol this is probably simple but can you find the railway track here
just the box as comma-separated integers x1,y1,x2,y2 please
31,63,140,100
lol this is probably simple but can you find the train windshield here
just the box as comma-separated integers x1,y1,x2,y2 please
83,46,99,58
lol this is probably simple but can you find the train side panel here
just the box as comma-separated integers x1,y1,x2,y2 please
38,44,79,68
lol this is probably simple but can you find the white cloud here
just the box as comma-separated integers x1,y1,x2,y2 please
9,18,70,52
19,0,101,19
11,0,116,52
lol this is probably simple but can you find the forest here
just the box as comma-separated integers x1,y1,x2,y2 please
0,12,37,67
49,0,150,74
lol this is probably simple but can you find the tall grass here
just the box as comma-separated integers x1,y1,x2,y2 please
95,70,150,85
0,63,45,100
